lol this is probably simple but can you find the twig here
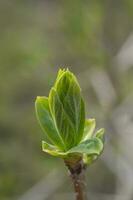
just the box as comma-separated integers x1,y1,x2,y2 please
65,159,88,200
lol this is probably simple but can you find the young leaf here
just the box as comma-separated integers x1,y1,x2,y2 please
83,129,105,165
95,128,105,143
49,88,76,150
35,96,65,150
68,138,103,156
54,68,66,87
63,77,85,144
83,154,98,165
82,119,96,141
42,141,67,157
35,69,105,165
49,70,85,149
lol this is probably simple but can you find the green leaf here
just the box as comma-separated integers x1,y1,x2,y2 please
68,138,103,156
35,96,65,150
82,119,96,141
54,68,66,87
63,77,85,144
54,69,72,102
83,154,98,165
49,88,76,150
82,129,105,165
49,70,85,149
95,128,105,143
42,141,67,157
35,69,105,164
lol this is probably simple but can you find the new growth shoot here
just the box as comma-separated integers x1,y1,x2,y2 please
35,68,105,200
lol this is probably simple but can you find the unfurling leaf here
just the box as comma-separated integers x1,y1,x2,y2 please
35,96,65,150
35,68,105,166
49,69,85,150
42,141,67,157
82,118,96,141
68,138,103,156
95,128,105,143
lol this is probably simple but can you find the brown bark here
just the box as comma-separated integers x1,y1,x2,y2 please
65,159,88,200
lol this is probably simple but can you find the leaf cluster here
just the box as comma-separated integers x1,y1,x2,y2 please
35,69,105,165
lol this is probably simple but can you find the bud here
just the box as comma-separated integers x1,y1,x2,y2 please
35,69,85,151
35,68,105,164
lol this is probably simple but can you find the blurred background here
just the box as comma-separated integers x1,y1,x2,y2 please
0,0,133,200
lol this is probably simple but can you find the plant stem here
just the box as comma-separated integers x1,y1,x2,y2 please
65,159,88,200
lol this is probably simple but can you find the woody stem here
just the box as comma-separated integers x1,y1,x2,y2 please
64,159,88,200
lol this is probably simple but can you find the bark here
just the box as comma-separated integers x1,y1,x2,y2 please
65,159,88,200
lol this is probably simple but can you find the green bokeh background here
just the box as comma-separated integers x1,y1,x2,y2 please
0,0,133,199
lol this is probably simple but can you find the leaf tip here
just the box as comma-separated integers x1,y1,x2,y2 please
36,96,42,101
95,128,105,143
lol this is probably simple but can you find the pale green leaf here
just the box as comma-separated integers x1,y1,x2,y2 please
49,70,85,149
82,119,96,141
63,77,85,144
83,129,105,165
35,96,65,150
95,128,105,143
54,68,66,87
49,88,75,150
83,154,97,165
68,138,103,156
42,141,67,157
